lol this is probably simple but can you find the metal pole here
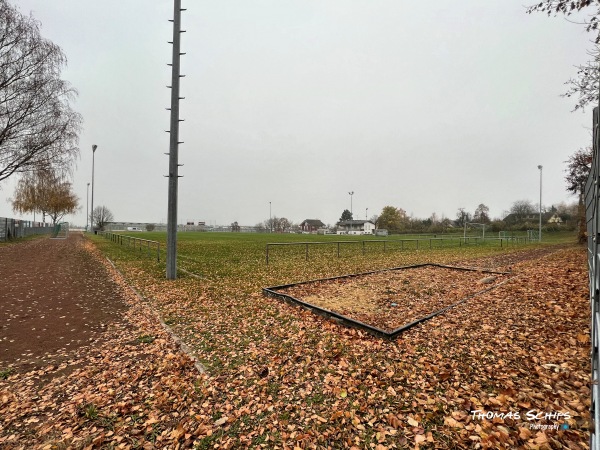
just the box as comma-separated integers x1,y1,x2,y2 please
348,191,354,218
86,182,90,232
166,0,185,279
91,145,97,231
269,201,272,233
538,165,543,242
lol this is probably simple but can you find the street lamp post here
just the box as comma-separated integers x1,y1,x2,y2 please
269,201,272,233
91,145,97,232
86,182,90,232
348,191,354,218
366,207,368,220
538,165,543,242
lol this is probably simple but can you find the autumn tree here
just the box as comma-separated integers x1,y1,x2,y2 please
565,146,593,242
0,1,82,182
527,0,600,111
11,169,78,225
378,206,407,231
92,205,114,230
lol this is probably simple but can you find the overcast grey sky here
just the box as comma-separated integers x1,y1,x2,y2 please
0,0,595,226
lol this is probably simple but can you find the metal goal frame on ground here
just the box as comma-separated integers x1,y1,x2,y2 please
263,263,511,340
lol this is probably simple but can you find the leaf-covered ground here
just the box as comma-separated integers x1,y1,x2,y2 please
273,265,510,332
0,233,591,449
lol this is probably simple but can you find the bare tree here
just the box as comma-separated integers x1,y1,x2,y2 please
527,1,600,111
526,1,600,36
91,205,114,230
510,200,536,220
473,203,491,224
562,48,599,111
455,208,471,227
0,1,82,182
11,169,78,225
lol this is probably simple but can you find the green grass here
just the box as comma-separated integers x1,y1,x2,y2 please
136,335,156,344
92,229,577,285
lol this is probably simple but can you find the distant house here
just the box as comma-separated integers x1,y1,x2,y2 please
337,220,376,235
503,212,555,225
299,219,326,233
547,213,563,224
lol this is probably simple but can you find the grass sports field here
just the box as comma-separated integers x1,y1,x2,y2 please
94,230,563,283
86,230,589,448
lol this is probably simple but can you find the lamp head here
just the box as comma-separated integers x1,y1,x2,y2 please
92,144,97,152
538,165,542,170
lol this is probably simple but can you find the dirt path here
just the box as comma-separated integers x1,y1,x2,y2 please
0,232,128,372
0,233,203,449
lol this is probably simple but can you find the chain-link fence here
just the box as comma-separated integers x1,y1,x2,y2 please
586,106,600,450
0,217,53,242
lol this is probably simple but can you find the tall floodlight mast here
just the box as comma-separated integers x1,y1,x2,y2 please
166,0,186,280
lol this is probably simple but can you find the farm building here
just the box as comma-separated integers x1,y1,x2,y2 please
299,219,326,233
337,220,376,235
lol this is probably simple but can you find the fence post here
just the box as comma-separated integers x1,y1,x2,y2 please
305,243,309,261
362,241,365,255
337,242,340,258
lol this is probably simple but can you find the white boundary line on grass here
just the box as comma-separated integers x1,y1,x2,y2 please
104,256,206,374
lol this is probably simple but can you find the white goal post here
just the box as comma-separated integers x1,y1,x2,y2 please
464,222,486,239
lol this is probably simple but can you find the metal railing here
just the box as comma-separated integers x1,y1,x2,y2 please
265,236,530,264
98,231,161,261
0,217,53,242
586,106,600,450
